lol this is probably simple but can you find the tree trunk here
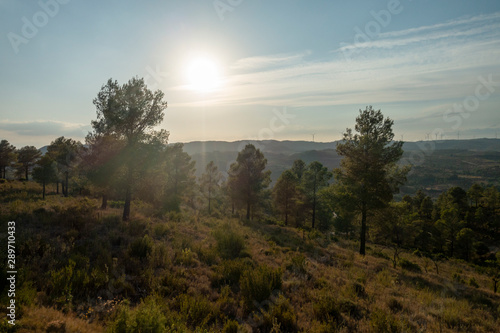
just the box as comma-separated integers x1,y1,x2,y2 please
25,166,29,180
246,201,251,220
360,203,367,255
123,185,131,221
208,197,211,215
65,171,69,197
56,181,59,194
312,196,316,229
42,180,45,200
101,194,108,210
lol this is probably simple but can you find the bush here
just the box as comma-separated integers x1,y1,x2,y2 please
387,298,403,313
399,258,422,273
313,293,343,326
222,319,239,333
469,277,479,288
213,226,245,260
262,294,298,332
286,254,308,276
372,250,390,260
110,297,166,333
351,282,367,298
369,309,399,333
129,235,153,259
133,297,167,332
240,265,282,311
174,248,198,267
212,258,253,288
178,294,214,328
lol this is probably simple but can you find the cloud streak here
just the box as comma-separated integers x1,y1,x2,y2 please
0,120,90,138
174,12,500,111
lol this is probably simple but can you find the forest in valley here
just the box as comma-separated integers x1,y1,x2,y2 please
0,77,499,332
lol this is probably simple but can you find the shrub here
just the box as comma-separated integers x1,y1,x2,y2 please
262,294,298,332
178,294,214,328
286,254,308,276
372,250,390,260
469,277,479,288
351,282,367,298
213,227,245,260
49,259,76,307
110,297,166,333
133,297,166,333
313,293,343,326
399,258,422,273
174,248,198,267
370,309,399,333
387,298,403,313
128,235,153,259
222,319,239,333
212,258,253,288
240,265,282,311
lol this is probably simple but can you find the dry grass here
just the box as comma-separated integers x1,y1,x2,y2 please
2,182,499,332
17,306,105,332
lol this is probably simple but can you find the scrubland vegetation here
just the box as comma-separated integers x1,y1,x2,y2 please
0,180,499,332
0,78,499,332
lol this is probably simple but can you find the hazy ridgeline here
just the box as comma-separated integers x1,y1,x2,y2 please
0,79,499,332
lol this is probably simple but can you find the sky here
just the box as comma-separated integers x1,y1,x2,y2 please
1,0,500,148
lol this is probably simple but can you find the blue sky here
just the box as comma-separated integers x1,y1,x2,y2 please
1,0,499,147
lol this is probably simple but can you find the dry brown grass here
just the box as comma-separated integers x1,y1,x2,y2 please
17,306,105,333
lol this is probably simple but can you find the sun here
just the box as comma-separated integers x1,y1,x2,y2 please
186,57,221,92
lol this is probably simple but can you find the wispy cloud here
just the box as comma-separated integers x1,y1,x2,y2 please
175,12,500,109
0,120,90,138
230,51,312,71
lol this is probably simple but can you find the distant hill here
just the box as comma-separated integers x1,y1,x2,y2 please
38,138,500,189
185,139,500,182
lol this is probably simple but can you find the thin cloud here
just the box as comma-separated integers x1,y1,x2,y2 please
0,120,90,138
230,51,312,71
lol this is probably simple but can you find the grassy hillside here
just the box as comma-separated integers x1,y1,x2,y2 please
1,181,499,332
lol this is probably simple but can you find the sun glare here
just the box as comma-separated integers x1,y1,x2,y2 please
186,57,221,92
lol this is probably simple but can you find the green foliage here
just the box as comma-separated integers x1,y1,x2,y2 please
334,106,408,255
469,277,479,288
49,259,76,306
213,226,245,259
178,294,214,328
369,308,405,333
313,293,343,326
240,265,282,311
228,144,271,220
128,235,153,259
302,161,332,229
273,169,299,226
387,298,404,313
109,297,166,333
222,319,239,333
212,258,253,288
286,254,308,276
262,294,298,332
399,258,422,273
174,248,198,267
